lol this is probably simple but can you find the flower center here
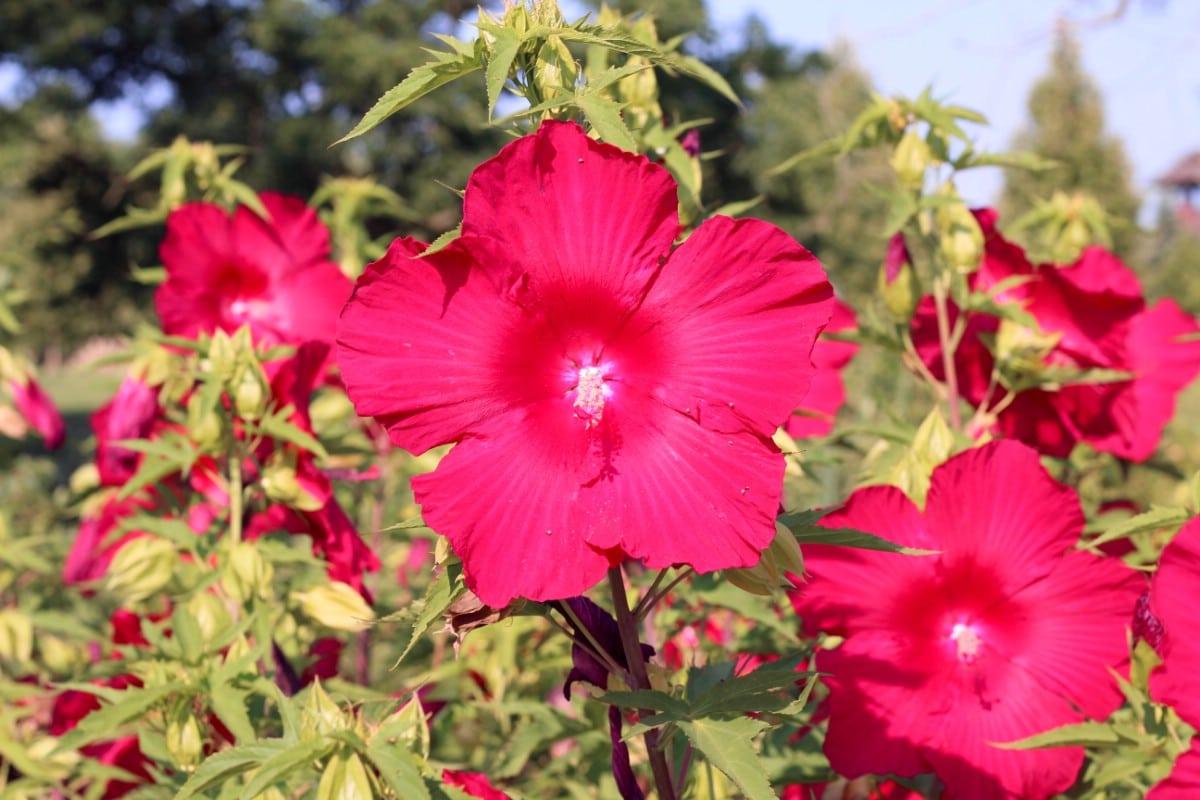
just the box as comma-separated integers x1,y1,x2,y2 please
571,365,609,428
228,296,271,323
950,622,982,665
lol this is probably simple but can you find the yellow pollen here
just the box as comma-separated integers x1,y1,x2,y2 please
573,366,606,428
951,623,982,665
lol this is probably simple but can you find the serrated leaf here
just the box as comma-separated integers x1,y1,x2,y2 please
481,24,521,118
174,741,293,798
56,683,187,751
208,685,256,743
598,689,690,717
418,224,462,259
779,509,936,555
1087,505,1191,550
256,407,328,459
334,44,482,144
387,562,467,666
363,736,429,800
678,716,774,800
241,737,336,797
994,720,1120,750
575,94,638,152
663,53,740,106
689,655,810,716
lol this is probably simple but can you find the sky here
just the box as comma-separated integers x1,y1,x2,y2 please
703,0,1200,207
3,0,1195,211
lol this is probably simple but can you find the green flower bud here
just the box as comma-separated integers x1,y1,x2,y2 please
166,704,204,770
303,679,348,738
937,202,984,275
262,454,324,512
222,541,275,603
295,582,375,633
207,329,238,383
187,392,224,452
316,751,373,800
890,130,933,190
233,368,267,422
185,591,232,645
39,634,82,677
995,318,1062,377
106,536,177,604
0,608,33,663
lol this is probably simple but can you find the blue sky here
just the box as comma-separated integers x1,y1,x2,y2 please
705,0,1200,207
4,0,1195,211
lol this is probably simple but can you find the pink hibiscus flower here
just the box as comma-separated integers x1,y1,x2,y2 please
1145,517,1200,799
442,770,512,800
790,440,1143,800
156,192,352,347
912,209,1200,461
337,121,833,605
7,374,65,449
92,375,161,486
786,298,859,438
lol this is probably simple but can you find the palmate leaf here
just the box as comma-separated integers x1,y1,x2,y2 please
477,22,522,119
380,561,467,666
679,717,774,800
334,38,483,144
686,654,811,716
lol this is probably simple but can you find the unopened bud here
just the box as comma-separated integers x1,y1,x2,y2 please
316,751,372,800
995,318,1061,377
187,393,224,451
937,202,984,275
878,233,919,323
39,634,82,676
890,131,932,190
106,536,176,604
222,541,275,603
207,330,238,382
233,369,267,421
295,582,375,632
0,608,33,663
185,591,232,645
166,704,204,770
262,455,324,512
303,679,348,738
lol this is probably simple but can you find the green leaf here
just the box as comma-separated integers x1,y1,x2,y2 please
688,654,810,716
363,738,429,800
241,737,336,797
575,94,638,152
57,683,188,751
1087,505,1191,550
174,741,293,798
597,689,690,717
208,685,256,743
385,562,467,666
334,42,482,144
256,407,329,459
480,24,521,118
779,509,936,555
994,720,1120,750
418,224,462,259
678,716,774,800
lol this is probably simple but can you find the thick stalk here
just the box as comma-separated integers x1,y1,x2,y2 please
608,566,677,800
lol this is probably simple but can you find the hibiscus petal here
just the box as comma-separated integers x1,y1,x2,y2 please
1148,742,1200,800
337,237,526,454
570,394,785,571
461,120,680,306
925,441,1083,590
234,193,333,279
411,408,614,606
791,484,937,636
923,660,1084,800
1150,518,1200,723
1000,549,1142,719
631,216,833,434
270,266,352,349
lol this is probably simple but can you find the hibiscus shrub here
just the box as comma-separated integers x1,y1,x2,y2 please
3,3,1200,800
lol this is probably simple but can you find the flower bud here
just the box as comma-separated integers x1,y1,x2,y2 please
316,751,372,800
222,541,275,603
262,454,324,512
166,704,204,770
995,318,1061,377
187,393,225,451
303,679,348,738
207,329,238,383
185,591,232,645
878,233,919,323
39,634,82,677
233,368,267,421
106,536,177,604
0,608,33,663
295,582,375,632
936,200,983,274
890,131,933,190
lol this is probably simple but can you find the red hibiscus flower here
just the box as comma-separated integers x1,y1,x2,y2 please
790,440,1143,800
156,192,352,347
337,121,833,605
7,374,65,449
1145,517,1200,799
92,375,161,486
442,770,511,800
787,298,859,438
911,210,1200,461
51,677,153,798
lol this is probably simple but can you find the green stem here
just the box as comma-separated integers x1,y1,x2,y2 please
932,274,963,432
608,566,677,800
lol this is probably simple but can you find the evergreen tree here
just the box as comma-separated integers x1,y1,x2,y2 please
999,24,1140,258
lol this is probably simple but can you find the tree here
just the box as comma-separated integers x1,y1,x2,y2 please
999,24,1140,258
